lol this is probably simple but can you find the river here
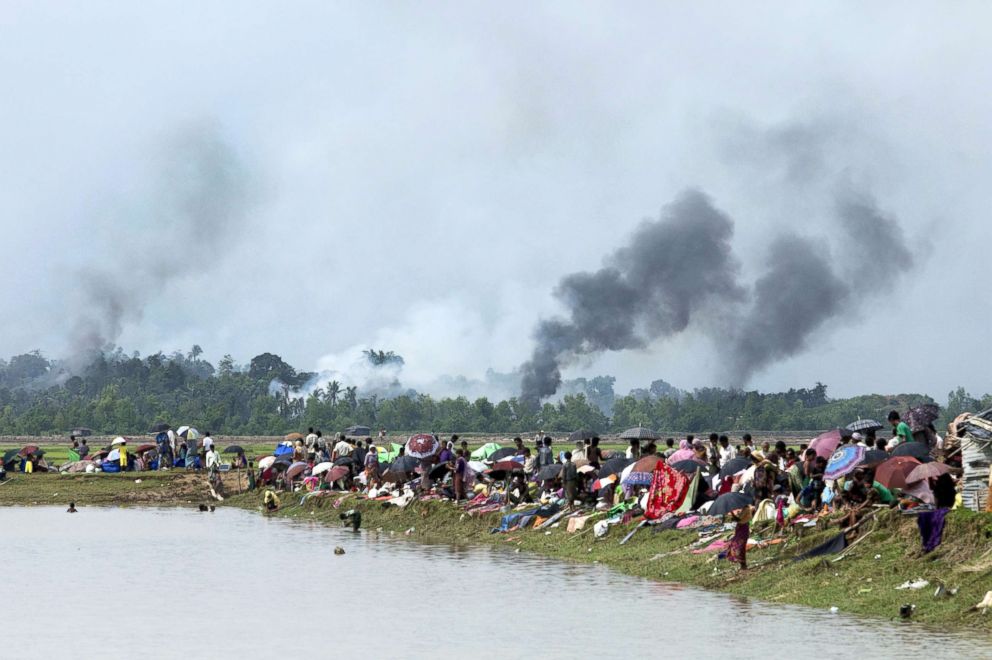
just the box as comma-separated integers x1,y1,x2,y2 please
1,506,987,659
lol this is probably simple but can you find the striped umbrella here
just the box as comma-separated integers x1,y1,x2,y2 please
620,427,659,441
846,418,883,433
825,445,865,481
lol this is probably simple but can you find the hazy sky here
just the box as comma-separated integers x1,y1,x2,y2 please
1,2,989,400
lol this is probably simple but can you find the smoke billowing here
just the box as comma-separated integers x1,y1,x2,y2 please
520,190,745,405
68,123,253,365
520,186,915,405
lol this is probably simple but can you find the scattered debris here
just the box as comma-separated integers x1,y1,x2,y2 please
896,579,929,590
333,546,345,555
969,591,992,613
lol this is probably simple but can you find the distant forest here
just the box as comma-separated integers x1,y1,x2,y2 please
0,347,987,436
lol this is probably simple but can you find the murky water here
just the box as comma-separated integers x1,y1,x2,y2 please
1,506,988,659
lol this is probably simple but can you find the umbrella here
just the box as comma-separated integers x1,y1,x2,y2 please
875,456,921,490
106,448,121,462
578,464,596,474
491,460,524,472
536,464,562,481
389,455,420,473
906,462,954,484
470,442,502,460
274,444,295,457
257,456,276,470
149,422,171,433
592,473,618,491
429,463,451,480
892,442,931,461
708,492,754,516
406,434,440,459
343,425,372,438
325,466,350,482
598,457,633,478
334,456,356,467
286,461,308,479
3,448,20,464
809,429,844,459
846,418,883,433
312,462,333,475
824,445,865,481
719,457,752,479
859,449,889,467
18,444,41,457
223,445,245,455
904,404,941,433
620,427,659,441
284,432,304,441
568,430,595,444
489,447,520,462
467,460,488,474
671,460,705,475
134,443,156,454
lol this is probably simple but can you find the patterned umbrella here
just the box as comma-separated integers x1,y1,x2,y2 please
907,462,953,483
825,445,865,481
809,429,843,459
904,404,941,432
875,456,921,490
620,427,659,441
406,433,440,459
846,419,883,433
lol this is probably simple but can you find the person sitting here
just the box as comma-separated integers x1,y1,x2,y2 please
263,489,280,511
67,502,77,513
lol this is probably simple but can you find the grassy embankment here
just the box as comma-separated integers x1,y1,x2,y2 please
226,490,992,631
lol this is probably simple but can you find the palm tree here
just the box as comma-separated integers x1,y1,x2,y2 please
326,380,341,405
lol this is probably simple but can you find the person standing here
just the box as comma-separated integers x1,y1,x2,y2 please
887,411,913,448
78,437,90,459
305,427,318,452
363,443,379,488
453,449,467,501
537,437,553,469
119,441,128,472
718,435,737,467
562,451,578,509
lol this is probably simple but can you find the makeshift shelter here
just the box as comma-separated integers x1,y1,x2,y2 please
343,425,372,438
951,408,992,511
470,442,501,460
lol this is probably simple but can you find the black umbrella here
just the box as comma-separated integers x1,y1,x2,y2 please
334,456,356,467
537,464,562,481
708,492,754,516
719,457,752,479
223,445,245,455
568,430,595,443
892,442,932,461
846,419,883,433
3,448,19,464
273,457,292,470
149,422,171,433
428,462,451,480
599,457,633,478
620,426,659,441
672,460,705,475
859,449,889,467
389,455,419,473
490,447,519,461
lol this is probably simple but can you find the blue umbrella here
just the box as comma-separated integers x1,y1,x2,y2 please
274,444,294,457
825,444,865,481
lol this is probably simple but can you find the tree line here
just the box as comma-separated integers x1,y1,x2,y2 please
0,348,985,437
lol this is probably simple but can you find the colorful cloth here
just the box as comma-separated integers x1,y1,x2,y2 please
644,461,690,520
918,508,949,553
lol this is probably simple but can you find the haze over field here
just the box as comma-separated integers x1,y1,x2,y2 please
1,2,990,401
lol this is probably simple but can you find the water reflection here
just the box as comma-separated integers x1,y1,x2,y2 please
0,506,988,660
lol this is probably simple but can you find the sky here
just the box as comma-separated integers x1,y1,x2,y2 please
0,1,989,401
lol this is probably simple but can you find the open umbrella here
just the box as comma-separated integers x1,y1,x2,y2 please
568,430,595,443
491,460,524,472
598,456,633,478
719,457,752,479
536,464,562,481
470,443,502,460
325,465,350,482
406,434,440,459
106,448,121,462
904,404,941,432
825,445,865,481
906,462,954,483
620,426,659,441
389,455,420,473
429,463,451,480
176,426,199,439
274,444,295,457
892,442,931,461
343,425,372,438
875,456,921,490
467,460,488,474
846,419,883,433
671,459,705,475
286,462,308,479
284,432,304,442
859,449,889,467
134,443,156,454
3,448,19,464
708,492,754,516
578,464,596,475
592,473,618,491
149,422,171,433
257,456,276,470
333,456,356,467
809,429,844,459
18,444,41,457
489,447,520,462
223,445,245,455
273,456,293,467
312,461,333,475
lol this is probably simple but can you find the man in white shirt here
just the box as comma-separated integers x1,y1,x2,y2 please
205,446,221,470
718,435,737,467
202,433,214,452
333,436,354,461
305,427,318,450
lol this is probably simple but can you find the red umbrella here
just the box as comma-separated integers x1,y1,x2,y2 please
906,462,953,484
630,455,662,473
18,444,40,458
809,429,843,459
135,443,156,453
875,456,921,490
325,465,349,482
286,461,309,479
406,434,440,459
491,460,523,472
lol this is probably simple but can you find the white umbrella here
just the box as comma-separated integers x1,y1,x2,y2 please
107,448,121,461
468,460,488,474
312,461,333,476
257,456,276,470
111,437,127,446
